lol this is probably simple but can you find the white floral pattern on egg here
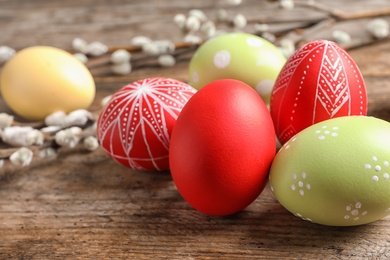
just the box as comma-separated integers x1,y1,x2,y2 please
364,156,390,182
269,116,390,226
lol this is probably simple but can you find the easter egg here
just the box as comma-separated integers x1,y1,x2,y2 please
269,116,390,226
97,78,197,171
169,79,276,216
270,40,367,144
0,46,95,121
189,32,286,104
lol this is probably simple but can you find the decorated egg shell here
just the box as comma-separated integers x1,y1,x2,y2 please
270,40,367,145
189,32,286,104
269,116,390,226
169,79,276,216
97,77,197,171
0,46,95,121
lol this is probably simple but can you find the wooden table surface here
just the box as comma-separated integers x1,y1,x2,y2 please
1,0,390,259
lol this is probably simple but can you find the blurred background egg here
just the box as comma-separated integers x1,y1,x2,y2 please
97,77,197,171
188,32,286,104
270,116,390,226
169,79,276,216
0,46,95,121
270,40,367,144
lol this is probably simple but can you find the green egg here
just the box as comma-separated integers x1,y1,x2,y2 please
189,32,286,104
269,116,390,226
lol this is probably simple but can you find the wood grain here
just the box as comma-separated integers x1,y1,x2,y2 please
1,0,390,259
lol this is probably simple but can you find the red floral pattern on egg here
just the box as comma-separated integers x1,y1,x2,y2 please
270,40,367,144
97,78,197,171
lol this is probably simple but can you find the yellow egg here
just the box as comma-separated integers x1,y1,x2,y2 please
0,46,95,120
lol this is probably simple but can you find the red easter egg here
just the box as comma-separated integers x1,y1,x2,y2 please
97,78,197,171
169,79,276,216
270,40,367,144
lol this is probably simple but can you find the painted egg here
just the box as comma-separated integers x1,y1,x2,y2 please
270,40,367,145
96,78,197,171
169,79,276,216
0,46,95,121
269,116,390,226
188,32,286,104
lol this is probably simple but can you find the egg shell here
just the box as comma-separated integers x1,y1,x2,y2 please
189,32,286,104
0,46,95,121
169,79,276,216
270,40,367,144
97,78,197,171
269,116,390,226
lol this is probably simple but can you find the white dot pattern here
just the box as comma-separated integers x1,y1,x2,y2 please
291,172,311,196
192,70,199,83
315,125,339,140
213,50,231,68
364,155,390,182
344,202,367,221
294,212,313,222
282,136,297,151
246,37,263,47
255,79,274,96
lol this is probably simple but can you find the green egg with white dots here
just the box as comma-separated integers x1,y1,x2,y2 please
269,116,390,226
188,32,286,104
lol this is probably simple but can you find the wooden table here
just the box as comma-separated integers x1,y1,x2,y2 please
1,0,390,258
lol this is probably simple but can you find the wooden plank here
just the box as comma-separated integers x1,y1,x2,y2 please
1,0,390,258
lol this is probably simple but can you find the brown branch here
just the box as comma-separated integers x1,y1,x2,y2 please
11,120,45,128
278,18,336,46
343,34,390,51
0,144,53,159
106,41,201,55
88,43,199,76
86,55,112,69
341,8,390,20
295,0,390,20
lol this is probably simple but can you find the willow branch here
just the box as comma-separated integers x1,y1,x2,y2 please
295,0,390,20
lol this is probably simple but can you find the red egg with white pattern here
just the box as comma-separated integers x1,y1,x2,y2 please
97,78,197,171
270,40,367,145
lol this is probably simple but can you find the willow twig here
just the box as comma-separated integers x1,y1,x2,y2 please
88,43,199,76
279,18,336,46
343,34,390,50
0,143,53,159
106,41,202,55
295,0,390,20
